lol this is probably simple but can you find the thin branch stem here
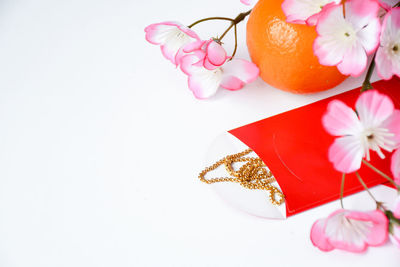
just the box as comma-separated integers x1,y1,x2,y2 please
229,24,238,60
361,53,376,92
355,172,381,208
219,10,252,41
219,23,235,41
188,10,252,60
362,159,400,190
340,173,346,209
188,17,234,28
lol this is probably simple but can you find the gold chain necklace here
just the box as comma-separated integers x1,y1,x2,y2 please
198,148,285,206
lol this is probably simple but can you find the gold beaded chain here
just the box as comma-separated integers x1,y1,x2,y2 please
198,148,285,206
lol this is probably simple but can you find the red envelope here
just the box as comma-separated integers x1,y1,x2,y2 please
229,78,400,217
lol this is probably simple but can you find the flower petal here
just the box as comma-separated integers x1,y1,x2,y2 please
145,21,200,65
176,24,200,40
174,47,187,66
376,45,395,80
356,17,381,54
240,0,257,6
389,7,400,29
355,90,395,128
182,40,205,53
324,210,368,252
220,76,245,91
328,135,363,173
313,35,349,66
313,5,351,66
144,21,178,45
180,53,203,75
325,210,372,252
393,195,400,219
315,4,346,36
161,40,185,65
312,209,389,253
282,0,340,25
306,12,321,26
145,21,199,45
187,68,222,99
375,8,400,80
205,40,227,67
345,210,388,247
392,149,400,185
310,218,335,251
381,110,400,147
221,59,259,83
345,0,380,31
322,100,362,136
337,42,367,77
390,225,400,248
203,58,220,70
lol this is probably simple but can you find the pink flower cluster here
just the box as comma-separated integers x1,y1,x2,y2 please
311,209,388,252
311,201,400,252
145,22,259,99
271,0,400,252
322,90,400,175
244,0,400,79
315,89,400,252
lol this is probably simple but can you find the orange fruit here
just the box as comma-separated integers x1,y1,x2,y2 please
246,0,347,94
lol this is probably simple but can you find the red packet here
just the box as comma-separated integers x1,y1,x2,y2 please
215,78,400,218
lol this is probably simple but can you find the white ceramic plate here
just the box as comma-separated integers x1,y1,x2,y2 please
204,132,287,219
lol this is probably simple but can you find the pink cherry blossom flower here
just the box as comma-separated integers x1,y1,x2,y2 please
389,196,400,248
375,8,400,80
183,39,229,70
145,21,200,65
311,209,388,252
180,40,259,99
282,0,340,26
392,149,400,184
313,0,381,77
322,90,400,173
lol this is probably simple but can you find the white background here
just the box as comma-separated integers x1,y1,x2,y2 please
0,0,399,266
